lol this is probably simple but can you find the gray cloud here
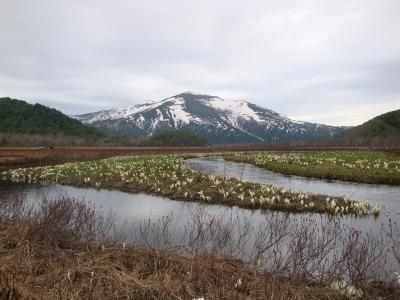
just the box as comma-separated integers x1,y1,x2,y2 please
0,0,399,125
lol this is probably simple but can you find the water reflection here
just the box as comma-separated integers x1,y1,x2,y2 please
1,156,399,277
185,156,400,220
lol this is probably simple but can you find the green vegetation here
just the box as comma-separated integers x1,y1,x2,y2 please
0,97,149,146
225,150,400,185
143,130,208,146
309,109,400,147
1,154,378,216
0,97,103,137
344,109,400,138
0,137,7,146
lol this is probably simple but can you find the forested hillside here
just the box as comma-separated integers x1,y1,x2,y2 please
0,97,103,136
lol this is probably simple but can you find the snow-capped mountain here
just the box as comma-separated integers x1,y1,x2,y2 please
73,92,347,144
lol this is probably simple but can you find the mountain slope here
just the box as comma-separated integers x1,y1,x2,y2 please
74,92,346,144
0,97,103,137
341,109,400,138
142,130,208,147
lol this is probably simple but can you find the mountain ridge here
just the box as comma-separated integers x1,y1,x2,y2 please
342,108,400,138
74,92,348,144
0,97,103,137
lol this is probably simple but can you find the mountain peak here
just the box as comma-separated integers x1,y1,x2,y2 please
74,93,346,144
170,91,220,101
175,91,201,96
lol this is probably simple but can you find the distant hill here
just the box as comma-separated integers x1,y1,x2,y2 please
317,109,400,147
142,130,208,147
74,92,347,144
0,97,103,137
343,109,400,138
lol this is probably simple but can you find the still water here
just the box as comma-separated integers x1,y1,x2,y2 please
186,157,400,212
1,157,399,273
1,156,399,236
186,157,400,222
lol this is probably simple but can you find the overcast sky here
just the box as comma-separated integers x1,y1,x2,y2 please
1,0,399,126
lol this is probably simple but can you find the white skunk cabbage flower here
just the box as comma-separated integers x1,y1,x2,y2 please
331,280,363,299
395,272,400,286
234,278,243,289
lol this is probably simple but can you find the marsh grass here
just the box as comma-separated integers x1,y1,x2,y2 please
1,155,377,216
225,150,400,185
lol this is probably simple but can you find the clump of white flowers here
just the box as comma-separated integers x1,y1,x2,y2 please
395,272,400,286
225,150,399,184
0,154,380,216
372,205,381,217
234,278,243,289
330,280,363,299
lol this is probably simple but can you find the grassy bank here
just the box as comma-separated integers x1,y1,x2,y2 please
224,151,400,185
1,155,379,216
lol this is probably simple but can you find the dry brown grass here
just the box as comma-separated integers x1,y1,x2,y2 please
0,192,399,299
0,146,378,171
0,146,252,170
0,221,345,300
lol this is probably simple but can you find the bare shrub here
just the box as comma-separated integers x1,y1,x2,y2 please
387,219,400,264
1,191,400,298
0,191,36,221
282,218,341,282
133,213,176,250
0,192,114,248
26,195,114,247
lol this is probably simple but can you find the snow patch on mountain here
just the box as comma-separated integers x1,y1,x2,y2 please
202,98,261,122
76,98,171,123
73,92,347,144
167,97,201,126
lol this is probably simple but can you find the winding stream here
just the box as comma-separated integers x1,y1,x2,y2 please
186,157,400,211
1,156,399,274
2,156,400,233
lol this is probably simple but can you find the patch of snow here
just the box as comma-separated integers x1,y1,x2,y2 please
167,97,196,126
79,98,171,123
146,109,164,130
291,119,306,125
135,114,146,129
201,98,261,123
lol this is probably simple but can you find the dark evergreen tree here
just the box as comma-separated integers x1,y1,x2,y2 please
0,136,7,146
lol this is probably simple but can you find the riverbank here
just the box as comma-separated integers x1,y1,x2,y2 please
1,155,378,216
224,151,400,185
1,192,398,299
0,220,352,300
